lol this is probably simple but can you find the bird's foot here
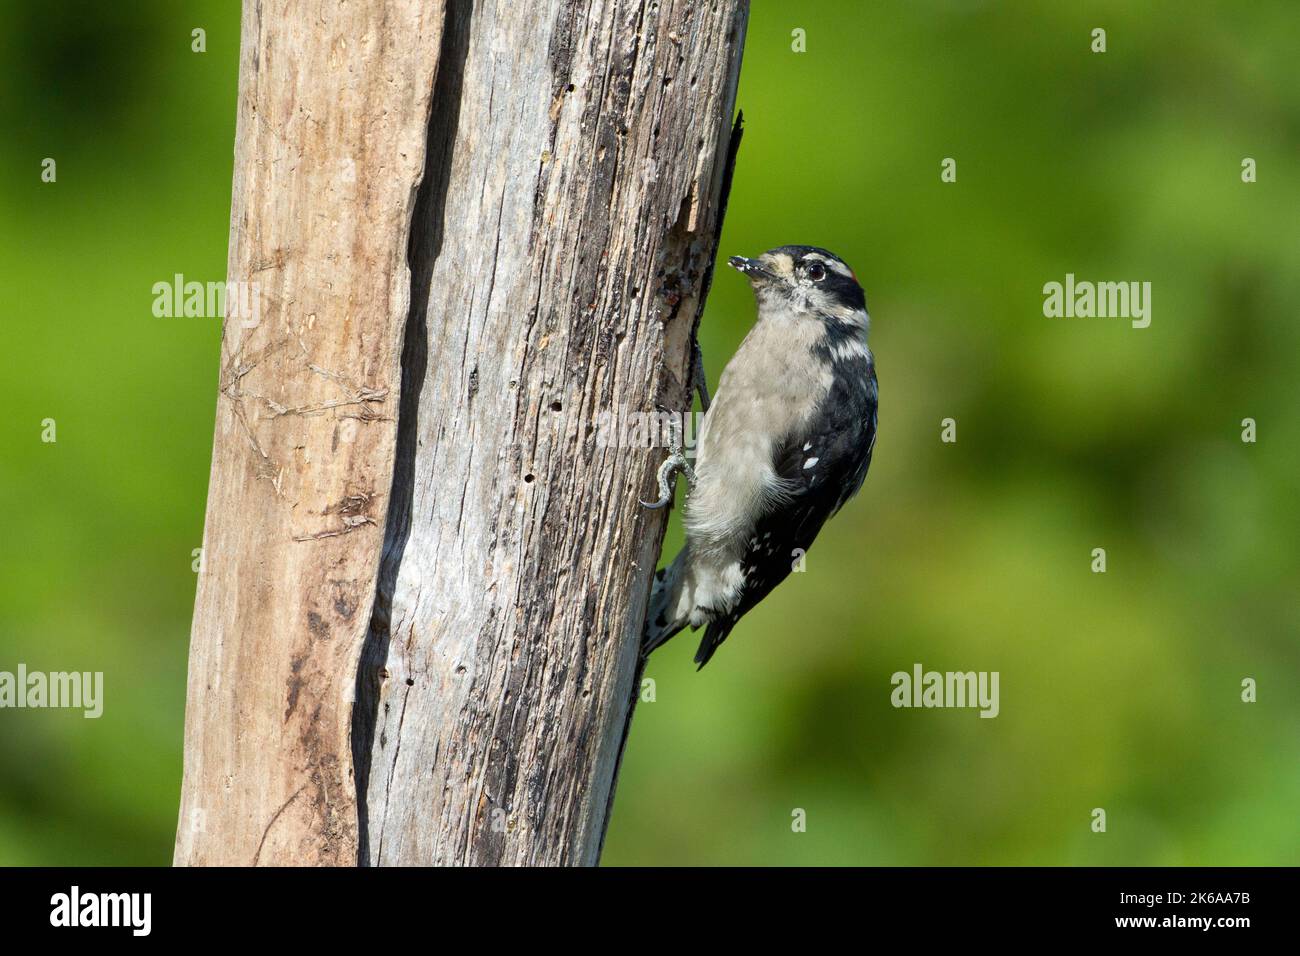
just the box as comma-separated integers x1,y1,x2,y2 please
639,409,695,509
639,452,695,510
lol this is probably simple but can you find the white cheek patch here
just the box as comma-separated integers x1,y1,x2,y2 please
802,286,852,315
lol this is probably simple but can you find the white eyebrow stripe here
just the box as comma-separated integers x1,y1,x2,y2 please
803,252,853,278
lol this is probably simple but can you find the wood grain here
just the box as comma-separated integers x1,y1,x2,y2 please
175,0,446,866
176,0,747,867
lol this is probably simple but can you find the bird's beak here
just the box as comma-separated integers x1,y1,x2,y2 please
728,255,775,282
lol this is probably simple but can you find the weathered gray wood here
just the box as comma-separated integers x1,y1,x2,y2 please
176,0,747,868
174,0,447,866
357,0,748,865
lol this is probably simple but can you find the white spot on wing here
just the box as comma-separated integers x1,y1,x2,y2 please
830,336,870,362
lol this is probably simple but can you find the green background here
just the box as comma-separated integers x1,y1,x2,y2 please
1,2,1296,866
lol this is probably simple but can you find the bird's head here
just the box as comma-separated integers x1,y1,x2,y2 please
728,246,867,323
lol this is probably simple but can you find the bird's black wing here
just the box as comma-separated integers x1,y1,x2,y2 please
694,360,878,667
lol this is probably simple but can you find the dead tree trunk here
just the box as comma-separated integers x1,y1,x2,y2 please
175,0,748,866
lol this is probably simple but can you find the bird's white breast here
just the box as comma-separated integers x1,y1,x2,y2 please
685,305,832,550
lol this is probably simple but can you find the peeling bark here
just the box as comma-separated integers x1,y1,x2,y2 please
176,0,748,867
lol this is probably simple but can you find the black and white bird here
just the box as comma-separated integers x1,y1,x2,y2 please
644,245,879,668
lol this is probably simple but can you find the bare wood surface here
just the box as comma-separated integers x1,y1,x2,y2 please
360,0,748,867
174,0,446,866
177,0,747,867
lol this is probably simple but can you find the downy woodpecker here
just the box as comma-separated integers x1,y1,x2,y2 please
644,245,878,668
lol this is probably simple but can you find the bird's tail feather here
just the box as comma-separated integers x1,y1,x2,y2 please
693,618,735,669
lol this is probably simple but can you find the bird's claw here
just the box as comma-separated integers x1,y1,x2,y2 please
639,335,707,510
640,407,695,509
639,451,695,509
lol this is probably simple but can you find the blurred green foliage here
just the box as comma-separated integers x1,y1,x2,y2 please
0,2,1296,866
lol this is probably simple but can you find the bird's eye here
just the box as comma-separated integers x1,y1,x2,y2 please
806,262,826,281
